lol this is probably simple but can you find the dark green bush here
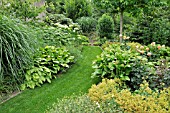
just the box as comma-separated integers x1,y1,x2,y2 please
44,13,73,26
76,17,97,33
97,14,114,39
0,15,41,93
130,6,170,46
64,0,92,22
21,46,74,89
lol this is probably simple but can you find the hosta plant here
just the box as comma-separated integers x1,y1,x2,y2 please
21,46,74,90
92,43,139,81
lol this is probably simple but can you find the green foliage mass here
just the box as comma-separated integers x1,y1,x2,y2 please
76,17,97,33
92,42,170,90
21,46,74,90
64,0,92,22
0,15,41,94
130,6,170,46
47,94,123,113
97,14,114,39
1,0,44,21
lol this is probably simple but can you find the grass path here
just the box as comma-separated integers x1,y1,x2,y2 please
0,46,102,113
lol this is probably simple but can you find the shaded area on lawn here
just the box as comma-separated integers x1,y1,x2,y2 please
0,46,102,113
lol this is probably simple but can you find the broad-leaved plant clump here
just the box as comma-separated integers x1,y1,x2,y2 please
92,42,170,90
92,43,139,81
21,46,74,90
88,78,170,113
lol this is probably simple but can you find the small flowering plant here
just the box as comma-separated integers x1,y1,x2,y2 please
135,42,170,62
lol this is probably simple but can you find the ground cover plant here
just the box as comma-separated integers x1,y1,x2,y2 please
47,94,123,113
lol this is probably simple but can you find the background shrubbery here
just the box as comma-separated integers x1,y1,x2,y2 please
76,17,97,34
64,0,92,22
97,14,114,39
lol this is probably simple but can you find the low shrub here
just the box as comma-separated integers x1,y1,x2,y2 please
44,14,73,26
47,94,123,113
21,46,74,89
97,14,114,39
135,42,170,62
88,78,170,113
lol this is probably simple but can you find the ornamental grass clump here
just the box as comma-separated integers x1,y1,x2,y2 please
0,15,40,93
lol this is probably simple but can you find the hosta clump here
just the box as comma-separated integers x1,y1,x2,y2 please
92,43,138,81
41,26,88,46
21,46,74,90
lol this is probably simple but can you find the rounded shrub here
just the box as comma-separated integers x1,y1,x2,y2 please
97,14,114,39
76,17,97,33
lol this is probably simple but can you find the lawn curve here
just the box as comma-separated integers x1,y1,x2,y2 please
0,46,102,113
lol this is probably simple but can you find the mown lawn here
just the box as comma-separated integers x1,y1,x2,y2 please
0,46,102,113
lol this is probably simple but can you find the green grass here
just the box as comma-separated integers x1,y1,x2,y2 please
0,46,102,113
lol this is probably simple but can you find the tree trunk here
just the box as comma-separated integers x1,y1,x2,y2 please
119,11,123,43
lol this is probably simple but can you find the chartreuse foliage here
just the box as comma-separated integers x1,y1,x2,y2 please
88,78,170,113
21,46,74,90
